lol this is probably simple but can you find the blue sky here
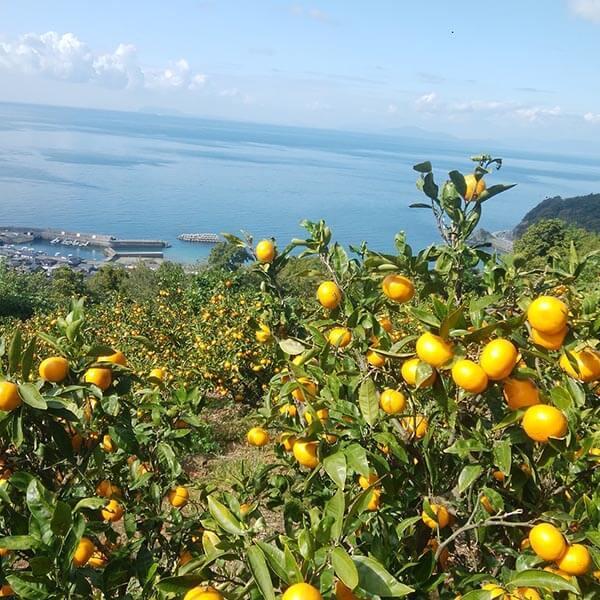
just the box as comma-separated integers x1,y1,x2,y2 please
1,0,600,143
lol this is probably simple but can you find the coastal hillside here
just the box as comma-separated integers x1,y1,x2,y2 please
514,193,600,236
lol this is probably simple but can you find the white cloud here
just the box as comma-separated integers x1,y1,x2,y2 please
569,0,600,23
415,92,563,123
0,31,205,91
584,111,600,123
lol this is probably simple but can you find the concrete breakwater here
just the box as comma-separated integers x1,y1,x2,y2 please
0,226,170,251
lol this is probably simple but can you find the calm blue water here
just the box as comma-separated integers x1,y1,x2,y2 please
1,102,600,263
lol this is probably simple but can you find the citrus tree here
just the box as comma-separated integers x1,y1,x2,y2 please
165,156,600,599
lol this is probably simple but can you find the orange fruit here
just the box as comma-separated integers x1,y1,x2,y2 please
492,470,506,482
38,357,69,382
0,585,12,597
304,408,329,425
416,333,453,368
328,327,352,348
293,439,319,469
255,239,275,263
366,488,382,511
379,316,393,333
255,323,272,344
480,495,495,514
246,427,269,447
280,433,296,452
531,326,567,350
514,589,541,600
401,415,428,439
527,296,568,335
358,473,378,489
543,566,572,580
379,389,406,414
528,523,566,561
73,537,95,567
451,359,488,393
480,583,504,598
101,434,116,453
503,378,540,410
149,367,166,381
98,351,127,366
463,174,486,201
480,339,518,380
366,350,385,368
316,281,342,309
168,486,189,508
556,543,591,576
422,504,450,529
96,480,122,498
291,378,318,402
184,587,224,600
559,348,600,382
279,404,297,417
84,368,112,391
87,551,108,569
522,404,567,443
282,583,323,600
101,499,124,522
381,274,415,303
401,358,436,387
0,382,21,411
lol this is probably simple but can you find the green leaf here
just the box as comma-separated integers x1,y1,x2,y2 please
156,575,210,593
325,488,345,541
278,338,305,356
353,555,414,596
0,535,36,550
18,383,47,410
507,569,578,593
344,444,370,476
323,452,347,488
8,330,22,375
413,161,432,173
21,338,36,381
449,170,467,197
247,545,275,600
73,497,106,512
359,377,378,426
492,440,512,475
257,542,289,584
156,442,182,478
458,464,483,494
6,574,50,600
331,546,359,590
50,501,72,537
207,496,245,536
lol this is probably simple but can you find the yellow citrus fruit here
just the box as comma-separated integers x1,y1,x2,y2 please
379,389,406,414
358,473,378,489
464,174,486,201
73,537,95,567
416,332,454,368
38,357,69,382
246,427,269,447
492,470,505,482
87,551,108,569
98,351,127,366
293,439,319,469
101,434,116,453
305,408,329,425
556,543,591,576
279,404,297,417
291,378,318,402
335,580,358,600
527,296,568,334
280,433,296,452
531,326,568,350
381,274,415,303
255,324,272,343
422,504,450,529
522,404,567,443
84,368,112,391
528,523,566,561
480,583,504,598
514,589,541,600
316,281,342,309
451,359,488,394
401,415,428,439
503,378,540,410
168,486,189,508
366,488,382,511
282,583,323,600
0,382,21,411
150,367,166,381
366,350,385,368
480,339,518,380
101,499,124,523
255,239,275,263
401,358,436,387
559,348,600,382
328,327,352,348
184,587,224,600
480,495,495,514
96,480,122,498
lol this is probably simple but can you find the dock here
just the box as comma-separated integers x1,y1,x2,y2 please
177,233,220,244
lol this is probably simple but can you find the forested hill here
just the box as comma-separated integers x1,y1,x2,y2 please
514,193,600,237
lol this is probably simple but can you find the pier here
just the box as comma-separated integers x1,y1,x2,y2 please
177,232,220,243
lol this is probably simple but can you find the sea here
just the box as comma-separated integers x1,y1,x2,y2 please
1,101,599,264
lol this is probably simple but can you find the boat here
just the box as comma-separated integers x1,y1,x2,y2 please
177,233,220,244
